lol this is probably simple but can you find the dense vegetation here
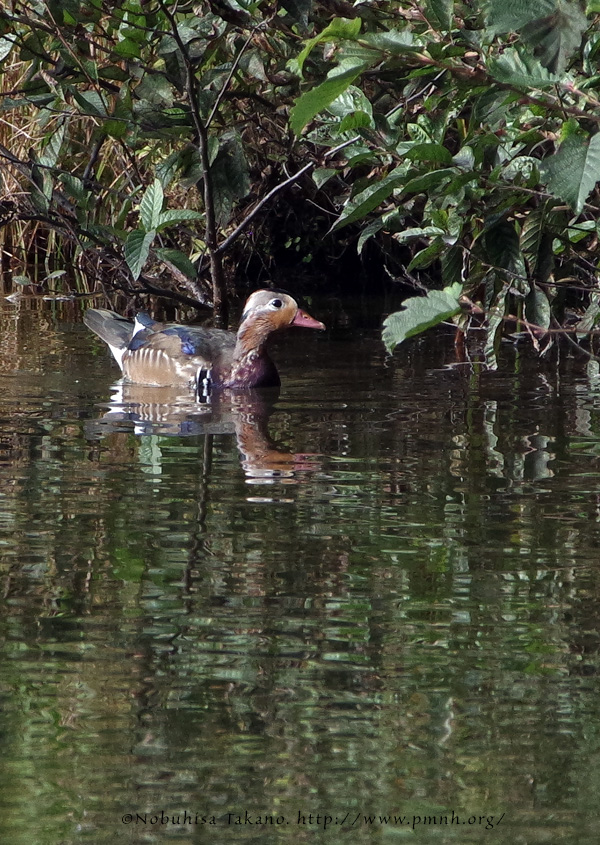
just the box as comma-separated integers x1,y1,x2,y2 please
1,0,600,359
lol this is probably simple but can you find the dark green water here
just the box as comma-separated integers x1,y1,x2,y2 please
1,298,600,844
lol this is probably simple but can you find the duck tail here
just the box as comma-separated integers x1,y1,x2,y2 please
84,309,133,369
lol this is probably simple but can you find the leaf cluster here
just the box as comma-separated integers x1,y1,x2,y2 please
3,0,600,356
284,0,600,364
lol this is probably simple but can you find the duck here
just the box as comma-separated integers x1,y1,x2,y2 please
84,289,325,390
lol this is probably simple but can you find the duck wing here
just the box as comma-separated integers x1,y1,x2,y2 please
122,325,235,387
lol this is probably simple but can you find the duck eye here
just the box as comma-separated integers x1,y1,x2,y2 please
270,298,283,309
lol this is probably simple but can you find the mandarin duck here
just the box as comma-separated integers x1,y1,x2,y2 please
84,289,325,390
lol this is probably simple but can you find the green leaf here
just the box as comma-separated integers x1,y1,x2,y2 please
124,229,155,280
40,122,65,167
521,201,556,282
483,293,506,371
402,168,456,195
332,166,407,231
280,0,313,28
71,88,108,117
357,217,386,254
472,89,513,130
424,0,453,31
155,248,197,280
139,179,164,231
293,17,362,75
290,60,368,136
393,226,446,242
522,3,587,73
405,143,453,165
357,30,417,55
59,173,87,201
407,239,445,271
327,85,374,128
382,283,463,353
525,285,552,330
0,35,16,63
441,246,465,285
210,131,251,227
313,168,337,189
113,37,141,59
488,47,559,87
484,218,527,281
486,0,587,74
574,290,600,337
156,209,205,231
540,131,600,213
486,0,557,34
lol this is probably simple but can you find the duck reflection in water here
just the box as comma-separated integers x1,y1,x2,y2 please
87,383,320,483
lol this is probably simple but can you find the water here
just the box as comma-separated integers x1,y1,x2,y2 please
1,297,600,843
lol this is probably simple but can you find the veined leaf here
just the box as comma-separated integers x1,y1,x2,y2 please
357,217,386,254
332,167,407,231
488,47,559,87
71,88,108,117
290,60,368,136
486,0,587,74
484,218,527,283
486,0,558,34
293,18,362,76
393,226,445,242
521,200,557,282
424,0,453,31
156,209,205,231
402,168,456,195
521,3,587,74
574,290,600,337
155,248,197,280
357,30,417,54
525,285,552,330
312,168,338,189
540,131,600,214
280,0,312,28
484,295,506,371
441,246,465,285
40,122,65,168
0,35,16,63
210,131,251,227
407,239,445,271
382,283,463,353
139,179,164,231
124,229,155,280
405,143,453,165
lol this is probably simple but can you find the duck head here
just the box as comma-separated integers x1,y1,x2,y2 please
237,290,325,349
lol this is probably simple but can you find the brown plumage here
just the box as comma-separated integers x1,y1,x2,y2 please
84,290,325,390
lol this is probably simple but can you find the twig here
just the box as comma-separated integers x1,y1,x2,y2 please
216,135,360,256
159,0,227,324
206,21,265,130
